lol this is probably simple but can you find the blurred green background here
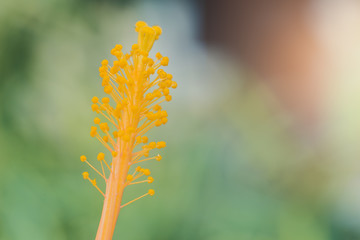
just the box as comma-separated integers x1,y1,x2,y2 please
2,0,360,239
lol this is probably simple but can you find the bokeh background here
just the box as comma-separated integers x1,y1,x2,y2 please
2,0,360,239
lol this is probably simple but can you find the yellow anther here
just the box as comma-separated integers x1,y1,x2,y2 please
113,61,120,67
103,136,109,142
155,154,162,161
136,166,142,172
114,108,121,118
127,174,133,181
154,105,161,111
112,151,118,157
132,44,139,50
110,66,119,74
147,67,155,75
155,120,162,127
160,57,169,66
99,66,106,72
154,90,162,98
158,81,166,89
113,131,118,138
100,104,107,111
115,44,123,51
153,26,162,39
92,179,97,186
80,155,87,162
162,88,170,96
100,122,109,132
82,172,89,179
149,142,156,149
102,78,110,86
102,97,110,104
143,169,151,176
148,177,154,183
171,81,177,89
167,73,173,80
148,58,154,66
148,189,155,196
155,112,162,119
156,141,166,148
111,48,121,56
92,96,99,103
104,85,113,94
155,52,162,59
97,152,105,161
90,126,97,137
146,112,155,120
141,136,148,143
101,59,109,65
160,110,168,117
91,104,99,112
145,93,153,100
161,118,168,124
135,21,148,32
157,68,165,75
114,51,122,58
165,95,172,102
119,58,127,68
165,80,172,88
94,117,101,124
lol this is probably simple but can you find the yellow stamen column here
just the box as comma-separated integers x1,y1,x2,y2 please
80,21,175,239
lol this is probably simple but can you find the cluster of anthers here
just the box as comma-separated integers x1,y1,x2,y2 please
80,21,176,210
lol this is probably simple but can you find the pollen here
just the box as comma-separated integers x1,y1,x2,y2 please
102,97,110,104
94,117,101,124
97,152,105,161
156,141,166,148
143,169,151,176
155,154,162,161
82,172,89,179
92,96,99,103
142,136,148,143
80,155,87,162
127,174,133,181
90,126,97,137
99,122,109,132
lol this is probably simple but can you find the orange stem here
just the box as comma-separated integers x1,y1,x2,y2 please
95,117,140,239
95,147,130,239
